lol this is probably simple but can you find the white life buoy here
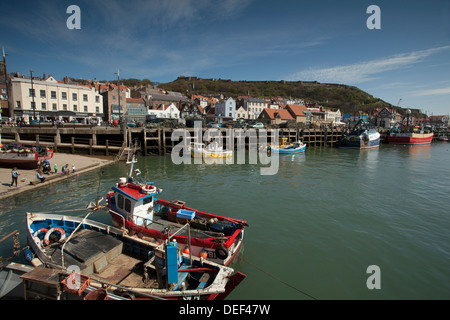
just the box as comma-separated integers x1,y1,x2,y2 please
43,227,66,246
141,185,155,194
33,228,48,247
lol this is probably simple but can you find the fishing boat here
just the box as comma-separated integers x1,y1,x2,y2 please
0,143,54,169
337,119,380,149
268,137,306,154
189,142,232,158
387,109,434,145
438,135,449,142
26,212,246,300
106,147,247,266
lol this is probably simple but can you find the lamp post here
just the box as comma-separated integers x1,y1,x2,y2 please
115,69,121,123
30,69,36,121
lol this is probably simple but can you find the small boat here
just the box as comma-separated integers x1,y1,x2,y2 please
0,263,31,299
26,212,246,300
189,142,233,159
438,135,449,142
106,147,247,266
337,120,380,150
387,110,434,145
268,138,306,154
0,143,54,169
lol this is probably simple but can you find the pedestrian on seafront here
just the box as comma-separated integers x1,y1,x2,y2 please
11,167,20,187
37,169,46,183
54,163,58,174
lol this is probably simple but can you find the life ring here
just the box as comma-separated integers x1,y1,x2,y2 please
33,228,48,247
141,184,155,194
215,245,229,260
43,227,66,246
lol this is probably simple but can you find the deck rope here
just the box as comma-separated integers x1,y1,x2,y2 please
242,256,318,300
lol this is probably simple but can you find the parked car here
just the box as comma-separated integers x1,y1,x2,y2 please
207,122,219,128
248,122,264,129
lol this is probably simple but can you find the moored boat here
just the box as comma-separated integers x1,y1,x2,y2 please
337,119,380,150
387,109,434,145
0,143,54,169
106,148,247,266
26,212,246,300
268,138,306,154
189,142,232,158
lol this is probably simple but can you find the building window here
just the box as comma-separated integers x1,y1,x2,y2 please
52,103,57,110
73,105,77,111
40,90,46,98
95,96,100,103
51,91,56,99
31,101,36,109
29,89,35,97
84,106,88,112
96,106,100,113
16,101,21,109
62,92,67,100
83,94,88,102
63,104,67,111
72,93,77,101
41,102,46,110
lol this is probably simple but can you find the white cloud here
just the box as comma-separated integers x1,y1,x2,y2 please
287,46,450,84
412,86,450,97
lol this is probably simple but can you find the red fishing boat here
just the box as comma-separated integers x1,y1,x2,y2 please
106,150,247,266
0,143,54,169
387,109,434,145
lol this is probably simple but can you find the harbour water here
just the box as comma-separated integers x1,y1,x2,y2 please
1,143,449,299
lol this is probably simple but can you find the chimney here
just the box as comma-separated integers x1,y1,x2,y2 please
43,73,46,79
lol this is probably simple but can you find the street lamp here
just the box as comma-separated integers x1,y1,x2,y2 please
114,69,121,122
30,69,36,121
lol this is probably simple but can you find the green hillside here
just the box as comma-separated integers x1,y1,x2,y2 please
158,77,423,117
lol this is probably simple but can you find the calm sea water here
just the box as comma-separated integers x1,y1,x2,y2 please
1,142,449,299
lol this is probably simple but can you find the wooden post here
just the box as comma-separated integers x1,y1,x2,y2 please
105,140,109,156
89,138,93,155
71,137,75,154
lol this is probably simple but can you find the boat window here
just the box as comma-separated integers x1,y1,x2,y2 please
125,198,132,213
118,194,124,209
143,196,152,205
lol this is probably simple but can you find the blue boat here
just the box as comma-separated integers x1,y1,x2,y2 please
25,212,246,300
337,120,380,150
268,138,306,154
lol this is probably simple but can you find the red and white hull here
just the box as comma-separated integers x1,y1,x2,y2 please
388,132,434,145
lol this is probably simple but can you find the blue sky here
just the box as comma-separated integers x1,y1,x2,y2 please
1,0,449,115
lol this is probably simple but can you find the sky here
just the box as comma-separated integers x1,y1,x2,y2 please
1,0,449,115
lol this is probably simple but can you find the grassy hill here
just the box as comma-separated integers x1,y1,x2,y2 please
158,77,423,117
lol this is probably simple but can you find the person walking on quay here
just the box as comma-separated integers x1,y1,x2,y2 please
10,167,20,187
54,163,58,174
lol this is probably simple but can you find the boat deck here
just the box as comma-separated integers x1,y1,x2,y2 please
44,228,159,289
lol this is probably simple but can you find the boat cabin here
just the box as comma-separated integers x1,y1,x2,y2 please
109,177,162,226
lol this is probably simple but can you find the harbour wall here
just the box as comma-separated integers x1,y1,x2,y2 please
0,125,445,157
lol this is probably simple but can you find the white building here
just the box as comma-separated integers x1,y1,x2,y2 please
9,75,103,123
148,103,180,119
325,109,343,125
215,97,236,119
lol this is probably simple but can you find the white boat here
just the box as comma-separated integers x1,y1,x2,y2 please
189,142,232,158
268,138,306,154
26,212,245,300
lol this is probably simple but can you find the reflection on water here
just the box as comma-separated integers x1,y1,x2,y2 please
1,145,450,299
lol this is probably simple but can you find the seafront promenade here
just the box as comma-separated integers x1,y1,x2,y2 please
0,153,115,200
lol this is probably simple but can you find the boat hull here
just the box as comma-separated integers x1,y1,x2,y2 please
387,132,434,145
0,148,54,169
270,145,306,154
109,200,246,266
26,212,244,300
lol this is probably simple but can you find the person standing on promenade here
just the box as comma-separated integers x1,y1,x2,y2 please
54,163,58,174
10,167,20,187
